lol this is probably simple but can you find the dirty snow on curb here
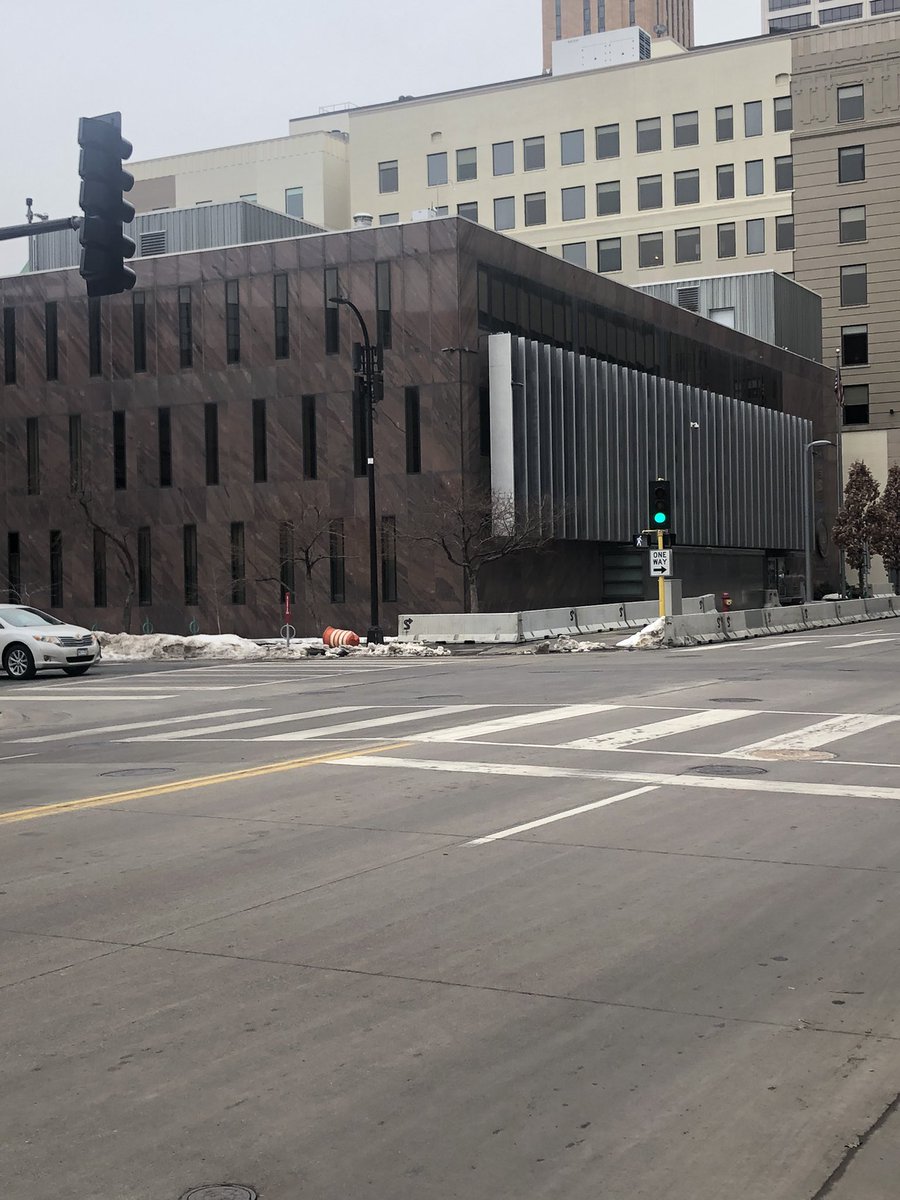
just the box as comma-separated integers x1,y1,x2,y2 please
523,636,613,655
616,618,665,650
97,631,450,662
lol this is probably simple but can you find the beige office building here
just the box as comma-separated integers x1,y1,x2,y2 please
541,0,694,68
764,0,900,35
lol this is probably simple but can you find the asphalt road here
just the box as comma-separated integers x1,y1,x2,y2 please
2,627,900,1200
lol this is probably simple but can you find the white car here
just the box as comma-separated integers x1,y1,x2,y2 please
0,605,101,681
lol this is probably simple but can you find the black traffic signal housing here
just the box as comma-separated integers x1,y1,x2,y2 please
649,478,673,532
77,112,137,298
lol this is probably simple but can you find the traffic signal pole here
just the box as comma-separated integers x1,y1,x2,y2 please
0,216,81,243
657,528,666,619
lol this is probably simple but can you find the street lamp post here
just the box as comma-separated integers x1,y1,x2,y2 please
329,295,384,644
804,439,834,604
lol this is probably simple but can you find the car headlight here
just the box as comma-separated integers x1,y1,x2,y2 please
32,635,62,644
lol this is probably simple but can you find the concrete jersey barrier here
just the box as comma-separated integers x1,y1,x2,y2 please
665,599,899,647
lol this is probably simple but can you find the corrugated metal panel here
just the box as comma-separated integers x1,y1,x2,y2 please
489,333,810,551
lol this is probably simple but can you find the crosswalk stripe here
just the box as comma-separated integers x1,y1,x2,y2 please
126,705,370,741
255,704,491,742
13,708,263,744
830,638,897,649
729,712,900,759
563,708,758,751
411,703,619,743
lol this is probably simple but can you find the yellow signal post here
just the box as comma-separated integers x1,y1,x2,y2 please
657,528,666,619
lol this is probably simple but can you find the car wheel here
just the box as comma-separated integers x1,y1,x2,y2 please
3,643,37,681
62,664,92,677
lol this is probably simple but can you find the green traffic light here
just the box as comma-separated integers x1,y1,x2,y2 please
653,512,667,525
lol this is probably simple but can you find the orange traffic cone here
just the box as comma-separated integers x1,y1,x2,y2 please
323,626,361,648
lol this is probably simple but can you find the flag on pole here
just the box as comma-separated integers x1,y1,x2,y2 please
834,358,845,408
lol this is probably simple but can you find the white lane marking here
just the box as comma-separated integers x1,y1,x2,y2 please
830,638,898,649
412,704,620,744
126,705,371,741
12,707,264,744
563,708,758,751
254,704,491,743
10,694,179,702
749,640,818,650
467,786,659,845
730,713,900,758
0,752,37,762
328,755,900,804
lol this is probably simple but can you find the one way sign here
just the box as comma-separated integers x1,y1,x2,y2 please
650,549,673,577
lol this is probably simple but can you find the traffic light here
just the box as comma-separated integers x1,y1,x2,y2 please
649,478,672,530
77,112,137,298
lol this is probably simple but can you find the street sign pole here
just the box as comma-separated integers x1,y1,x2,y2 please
657,528,666,619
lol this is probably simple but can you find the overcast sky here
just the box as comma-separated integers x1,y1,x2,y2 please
0,0,760,276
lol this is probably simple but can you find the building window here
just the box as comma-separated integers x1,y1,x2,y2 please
301,394,318,480
746,218,766,255
839,145,865,183
230,522,246,604
769,12,812,29
285,186,304,217
745,159,764,196
274,273,290,359
68,414,82,493
279,521,295,603
744,100,763,137
842,324,868,365
2,307,15,385
597,0,606,28
113,410,127,490
158,406,173,488
183,525,199,607
493,141,514,176
325,268,340,354
710,307,736,329
841,263,868,305
562,242,587,267
776,214,795,251
595,180,620,215
524,192,547,226
49,530,63,608
777,216,796,250
45,302,58,382
132,291,147,372
26,416,40,495
205,402,219,486
405,386,421,474
329,519,346,603
225,279,240,364
561,129,585,165
716,106,734,142
821,3,863,21
240,193,257,203
638,232,664,268
562,185,585,221
629,0,636,21
675,227,701,263
596,123,620,159
456,147,477,181
524,136,545,171
872,0,900,12
434,206,449,216
717,163,735,200
840,205,867,242
457,201,479,222
494,196,515,230
352,377,367,477
93,529,107,608
638,174,663,210
674,169,700,205
838,84,865,123
379,213,400,225
178,286,193,369
427,151,448,186
252,398,268,483
138,527,152,606
673,111,699,147
381,515,398,603
374,261,392,351
598,237,622,272
842,383,869,425
774,96,793,132
6,532,20,603
636,117,661,153
583,0,591,33
379,160,399,193
555,0,561,36
88,297,102,376
775,155,793,191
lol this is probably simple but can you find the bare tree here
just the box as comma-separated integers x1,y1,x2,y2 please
255,501,335,634
872,463,900,595
833,460,881,594
76,493,136,632
405,479,559,613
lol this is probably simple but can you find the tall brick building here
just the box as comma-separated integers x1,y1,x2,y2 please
542,0,694,69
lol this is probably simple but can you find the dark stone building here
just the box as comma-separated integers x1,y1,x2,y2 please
0,218,837,637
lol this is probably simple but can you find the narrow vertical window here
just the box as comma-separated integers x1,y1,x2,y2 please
93,529,107,608
183,524,199,607
3,307,16,385
68,414,82,493
45,302,59,381
252,398,268,483
225,279,240,364
301,394,318,480
329,519,346,603
26,416,40,495
88,297,102,376
178,286,193,368
381,515,398,603
132,291,147,372
285,186,304,218
274,273,290,359
138,527,152,606
405,386,421,474
204,402,219,486
479,386,491,457
352,379,368,476
230,522,246,604
325,268,339,354
6,532,21,602
113,410,127,490
158,406,173,487
279,521,295,602
49,530,63,608
375,261,392,350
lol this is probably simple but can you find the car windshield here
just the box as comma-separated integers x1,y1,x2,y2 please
0,606,65,628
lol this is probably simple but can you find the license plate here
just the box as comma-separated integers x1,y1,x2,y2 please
77,648,89,658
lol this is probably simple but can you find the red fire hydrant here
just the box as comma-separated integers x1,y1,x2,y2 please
721,592,733,611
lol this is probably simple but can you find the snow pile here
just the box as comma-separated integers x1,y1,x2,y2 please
97,632,314,662
325,640,450,658
525,636,613,655
616,618,665,650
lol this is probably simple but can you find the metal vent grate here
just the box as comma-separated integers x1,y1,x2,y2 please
677,286,700,313
139,229,167,257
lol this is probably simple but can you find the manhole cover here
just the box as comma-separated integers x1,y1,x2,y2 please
686,764,769,777
99,767,178,778
708,697,762,703
181,1188,258,1200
